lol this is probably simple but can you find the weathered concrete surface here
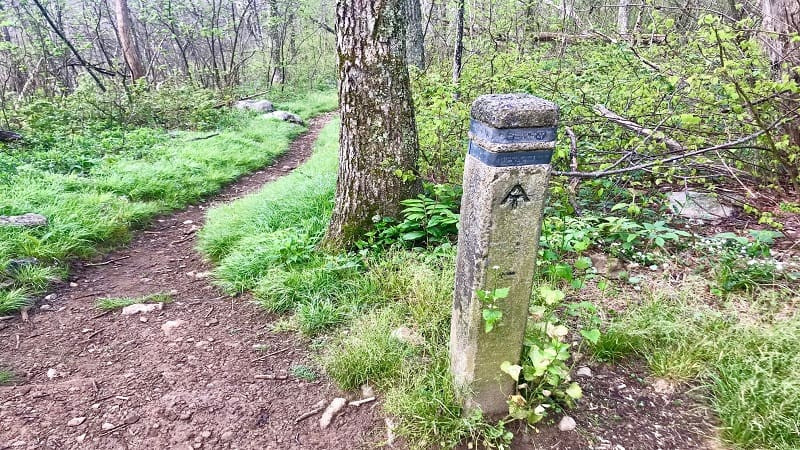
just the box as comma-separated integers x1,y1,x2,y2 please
450,93,556,417
471,94,558,129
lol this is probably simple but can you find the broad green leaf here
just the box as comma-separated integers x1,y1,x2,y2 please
580,328,601,345
500,361,522,381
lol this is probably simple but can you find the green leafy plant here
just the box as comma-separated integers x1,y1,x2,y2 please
477,267,509,333
290,364,318,382
500,285,598,424
359,184,460,250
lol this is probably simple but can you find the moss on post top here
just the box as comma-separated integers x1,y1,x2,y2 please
470,94,559,129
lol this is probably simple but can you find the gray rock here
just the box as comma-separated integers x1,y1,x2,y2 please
576,366,592,378
391,326,424,346
234,99,274,113
0,213,48,228
667,191,734,221
558,415,577,432
5,258,39,274
67,417,86,427
121,303,163,316
262,110,305,126
471,93,559,129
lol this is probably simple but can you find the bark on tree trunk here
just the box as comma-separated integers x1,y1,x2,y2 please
617,0,629,37
325,0,422,249
761,0,800,186
452,0,464,96
114,0,145,81
406,0,425,69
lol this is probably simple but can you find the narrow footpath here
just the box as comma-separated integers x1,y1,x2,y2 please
0,113,379,449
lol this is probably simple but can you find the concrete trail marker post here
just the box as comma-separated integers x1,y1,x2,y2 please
450,93,558,416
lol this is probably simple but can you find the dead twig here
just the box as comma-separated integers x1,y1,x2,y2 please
251,347,290,362
85,256,130,267
294,405,327,423
593,104,685,153
348,397,376,407
187,133,220,142
254,374,289,380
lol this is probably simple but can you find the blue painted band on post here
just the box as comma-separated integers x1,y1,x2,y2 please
470,119,557,144
468,141,553,167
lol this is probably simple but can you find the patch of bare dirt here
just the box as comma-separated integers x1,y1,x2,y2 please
511,362,718,450
0,113,381,449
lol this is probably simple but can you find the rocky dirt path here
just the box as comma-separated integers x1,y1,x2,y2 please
0,113,380,450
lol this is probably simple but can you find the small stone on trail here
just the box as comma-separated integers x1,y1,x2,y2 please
121,303,163,316
652,378,676,395
391,326,424,346
70,282,78,287
319,397,347,429
252,343,268,351
558,415,577,432
67,417,86,427
205,318,218,326
161,319,186,337
46,368,59,379
140,316,148,323
76,434,86,443
40,304,53,311
576,367,592,378
124,413,140,425
44,293,57,301
617,383,627,391
183,220,193,225
220,431,235,442
101,422,115,431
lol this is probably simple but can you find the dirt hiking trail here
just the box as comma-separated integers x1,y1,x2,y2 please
0,113,381,450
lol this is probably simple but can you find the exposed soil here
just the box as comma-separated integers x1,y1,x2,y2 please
0,113,382,450
512,361,719,450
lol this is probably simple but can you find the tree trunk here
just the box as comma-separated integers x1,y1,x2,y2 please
761,0,800,186
617,0,629,36
761,0,800,70
267,0,286,84
452,0,464,95
406,0,425,69
324,0,421,249
114,0,145,81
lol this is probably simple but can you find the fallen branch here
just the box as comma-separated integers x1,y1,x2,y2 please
529,32,666,45
593,104,685,153
85,256,130,267
187,133,220,142
553,129,767,179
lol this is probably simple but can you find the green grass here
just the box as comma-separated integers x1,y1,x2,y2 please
0,370,14,384
592,294,800,449
94,292,174,311
0,288,30,315
0,91,337,314
290,364,318,382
